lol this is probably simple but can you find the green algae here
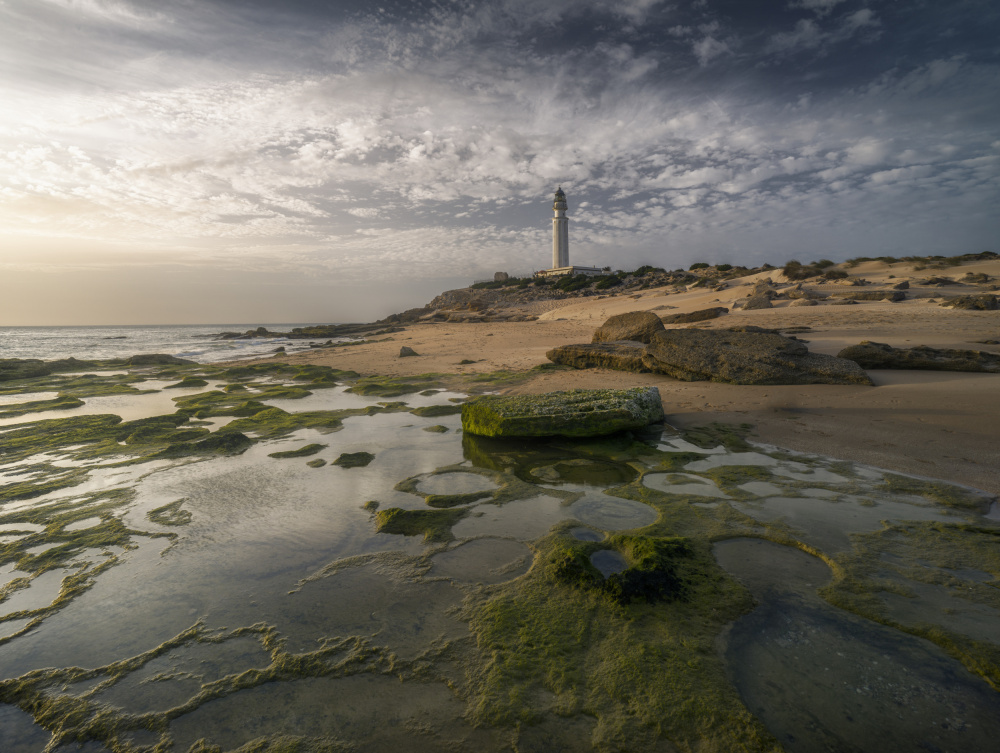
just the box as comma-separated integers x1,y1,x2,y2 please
821,520,1000,690
0,620,419,753
173,386,312,418
0,394,84,418
374,507,469,542
268,444,327,459
332,452,375,469
424,491,494,508
681,422,754,452
346,374,443,397
422,425,449,433
461,530,775,751
881,473,991,512
462,388,664,438
165,376,209,389
148,499,192,526
306,459,327,468
409,404,463,418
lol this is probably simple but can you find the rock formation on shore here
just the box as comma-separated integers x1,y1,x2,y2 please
838,342,1000,372
547,316,873,386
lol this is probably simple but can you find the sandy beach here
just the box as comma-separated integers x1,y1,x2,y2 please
251,257,1000,496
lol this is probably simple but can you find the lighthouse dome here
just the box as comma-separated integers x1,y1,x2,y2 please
553,186,567,209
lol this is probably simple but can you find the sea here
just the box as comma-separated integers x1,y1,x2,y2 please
0,323,347,364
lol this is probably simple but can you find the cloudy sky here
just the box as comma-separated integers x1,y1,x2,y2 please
1,0,998,325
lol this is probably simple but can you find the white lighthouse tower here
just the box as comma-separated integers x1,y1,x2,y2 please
552,186,569,268
537,186,602,278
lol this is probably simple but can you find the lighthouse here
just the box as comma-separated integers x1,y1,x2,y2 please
552,186,569,268
536,186,602,278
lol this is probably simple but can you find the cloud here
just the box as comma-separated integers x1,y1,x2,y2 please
788,0,848,17
766,8,880,55
692,36,732,66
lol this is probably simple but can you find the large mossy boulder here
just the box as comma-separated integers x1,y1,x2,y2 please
642,329,873,385
461,387,664,438
545,342,650,372
592,311,665,344
837,341,1000,372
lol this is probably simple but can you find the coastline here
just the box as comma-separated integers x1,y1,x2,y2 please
228,257,1000,497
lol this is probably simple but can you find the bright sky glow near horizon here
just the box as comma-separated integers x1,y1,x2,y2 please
1,0,998,325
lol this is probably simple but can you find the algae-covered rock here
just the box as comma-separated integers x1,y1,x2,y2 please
461,387,664,438
643,329,873,386
333,451,375,468
837,341,1000,373
0,358,52,382
124,354,195,366
268,443,327,459
592,311,665,344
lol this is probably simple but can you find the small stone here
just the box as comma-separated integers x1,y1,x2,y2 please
399,346,419,357
333,451,375,468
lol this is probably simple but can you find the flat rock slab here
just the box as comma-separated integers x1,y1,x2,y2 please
461,387,664,438
643,330,872,385
546,341,650,372
838,341,1000,372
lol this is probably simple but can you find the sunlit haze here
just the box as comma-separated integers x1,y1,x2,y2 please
1,0,998,325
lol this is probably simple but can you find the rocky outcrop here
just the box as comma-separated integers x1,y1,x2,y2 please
545,342,650,372
548,325,872,386
461,387,664,438
743,280,776,310
833,290,906,302
125,354,195,366
940,294,998,310
641,330,872,385
790,298,818,307
892,281,910,290
837,342,1000,372
592,311,665,344
660,307,728,324
399,346,419,357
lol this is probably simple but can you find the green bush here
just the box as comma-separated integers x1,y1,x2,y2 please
593,275,622,290
823,269,848,280
716,264,732,272
689,262,709,270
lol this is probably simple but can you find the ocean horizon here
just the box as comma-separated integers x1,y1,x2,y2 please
0,323,346,364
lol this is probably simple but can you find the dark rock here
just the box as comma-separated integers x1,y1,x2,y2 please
963,272,992,284
830,299,858,305
920,276,956,286
837,341,1000,373
333,451,376,468
399,346,419,357
940,294,998,310
462,387,664,438
743,294,774,310
642,329,872,385
790,299,818,307
0,358,52,382
125,354,196,366
546,342,650,372
660,307,728,325
834,291,906,302
592,311,665,344
892,281,910,290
